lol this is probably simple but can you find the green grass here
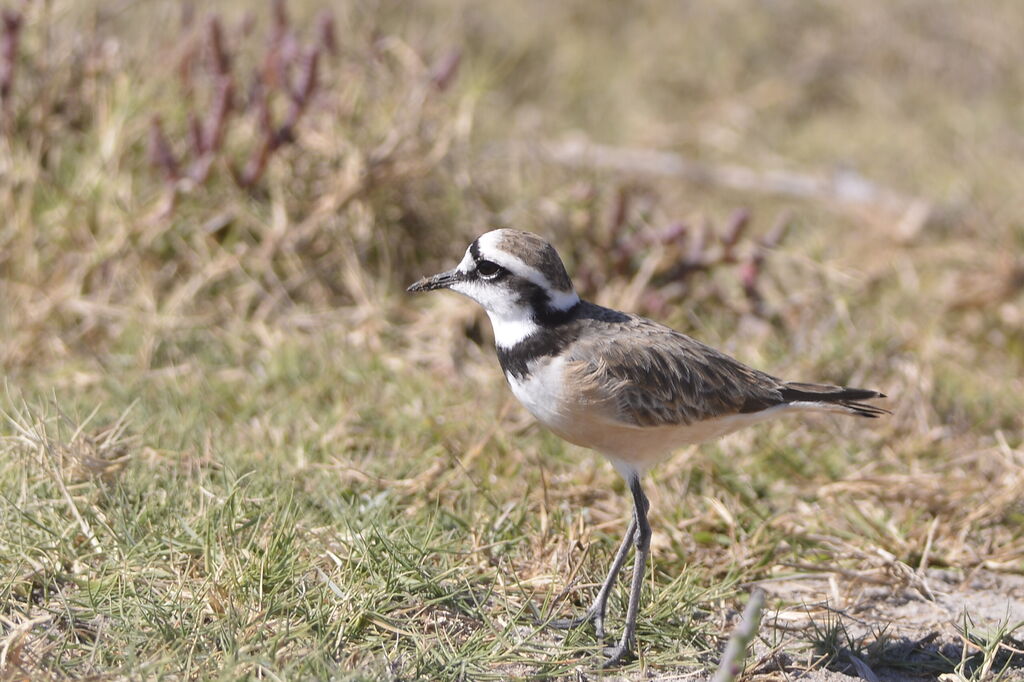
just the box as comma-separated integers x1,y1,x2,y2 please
0,334,725,678
2,0,1024,679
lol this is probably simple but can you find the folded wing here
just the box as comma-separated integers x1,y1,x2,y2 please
564,315,888,428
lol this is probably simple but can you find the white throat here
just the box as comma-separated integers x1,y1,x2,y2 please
446,237,580,350
487,309,542,348
481,289,579,349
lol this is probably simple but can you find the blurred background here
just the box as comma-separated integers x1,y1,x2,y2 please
2,0,1023,678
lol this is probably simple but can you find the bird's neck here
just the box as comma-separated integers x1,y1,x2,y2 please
488,294,580,349
491,299,584,379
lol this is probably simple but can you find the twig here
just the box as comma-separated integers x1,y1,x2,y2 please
185,18,234,184
207,15,231,77
202,19,234,153
430,49,461,91
284,46,318,129
712,588,766,682
148,117,180,181
316,10,337,56
541,137,952,230
151,5,324,193
0,613,54,673
0,9,23,112
235,90,274,187
719,208,750,258
235,44,320,188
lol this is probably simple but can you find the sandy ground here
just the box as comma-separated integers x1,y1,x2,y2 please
738,568,1024,681
588,569,1024,681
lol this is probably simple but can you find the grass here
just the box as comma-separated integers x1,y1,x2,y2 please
2,0,1024,679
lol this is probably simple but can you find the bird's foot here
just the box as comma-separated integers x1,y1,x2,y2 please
601,641,635,668
546,608,606,639
546,612,589,630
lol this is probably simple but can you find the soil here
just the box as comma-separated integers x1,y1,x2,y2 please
513,569,1024,680
737,568,1024,681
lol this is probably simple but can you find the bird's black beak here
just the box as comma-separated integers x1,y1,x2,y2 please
407,268,461,293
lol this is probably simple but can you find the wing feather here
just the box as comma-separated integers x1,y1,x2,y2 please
564,315,783,428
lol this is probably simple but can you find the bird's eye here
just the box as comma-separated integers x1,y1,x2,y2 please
476,260,503,278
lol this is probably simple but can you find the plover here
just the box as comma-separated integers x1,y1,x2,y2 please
408,229,888,666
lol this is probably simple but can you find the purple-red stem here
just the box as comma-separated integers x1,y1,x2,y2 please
148,117,181,182
0,9,23,105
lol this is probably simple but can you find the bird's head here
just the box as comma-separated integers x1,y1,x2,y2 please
407,229,579,346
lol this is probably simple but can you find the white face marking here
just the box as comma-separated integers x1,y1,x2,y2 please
455,248,475,274
445,235,579,349
476,232,580,312
449,276,541,348
546,289,581,312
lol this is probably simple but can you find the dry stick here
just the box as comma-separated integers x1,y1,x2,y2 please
711,588,766,682
150,5,329,195
235,86,275,187
0,613,55,671
148,117,180,181
187,18,234,184
264,0,296,90
187,76,233,184
719,208,750,257
0,9,22,106
284,47,319,129
236,46,319,188
542,138,950,229
430,49,462,91
203,19,234,152
207,15,231,77
316,10,337,56
188,114,205,155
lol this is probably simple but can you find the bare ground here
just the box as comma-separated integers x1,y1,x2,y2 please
545,570,1024,681
736,569,1024,681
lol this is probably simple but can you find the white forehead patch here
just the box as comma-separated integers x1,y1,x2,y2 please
455,247,475,273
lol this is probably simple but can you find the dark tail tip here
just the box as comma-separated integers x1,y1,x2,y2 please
841,400,891,418
779,382,890,418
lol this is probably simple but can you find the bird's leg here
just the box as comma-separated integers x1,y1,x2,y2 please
603,475,650,667
548,515,637,638
585,514,637,639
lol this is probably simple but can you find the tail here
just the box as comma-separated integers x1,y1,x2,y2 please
778,382,890,418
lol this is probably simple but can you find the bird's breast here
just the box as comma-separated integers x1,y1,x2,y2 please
504,355,573,431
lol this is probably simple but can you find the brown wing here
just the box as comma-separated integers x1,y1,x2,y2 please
564,315,784,428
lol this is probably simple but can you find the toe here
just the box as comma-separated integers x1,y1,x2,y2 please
601,644,635,668
546,613,590,630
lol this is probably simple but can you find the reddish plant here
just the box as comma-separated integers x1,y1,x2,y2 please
147,2,325,199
